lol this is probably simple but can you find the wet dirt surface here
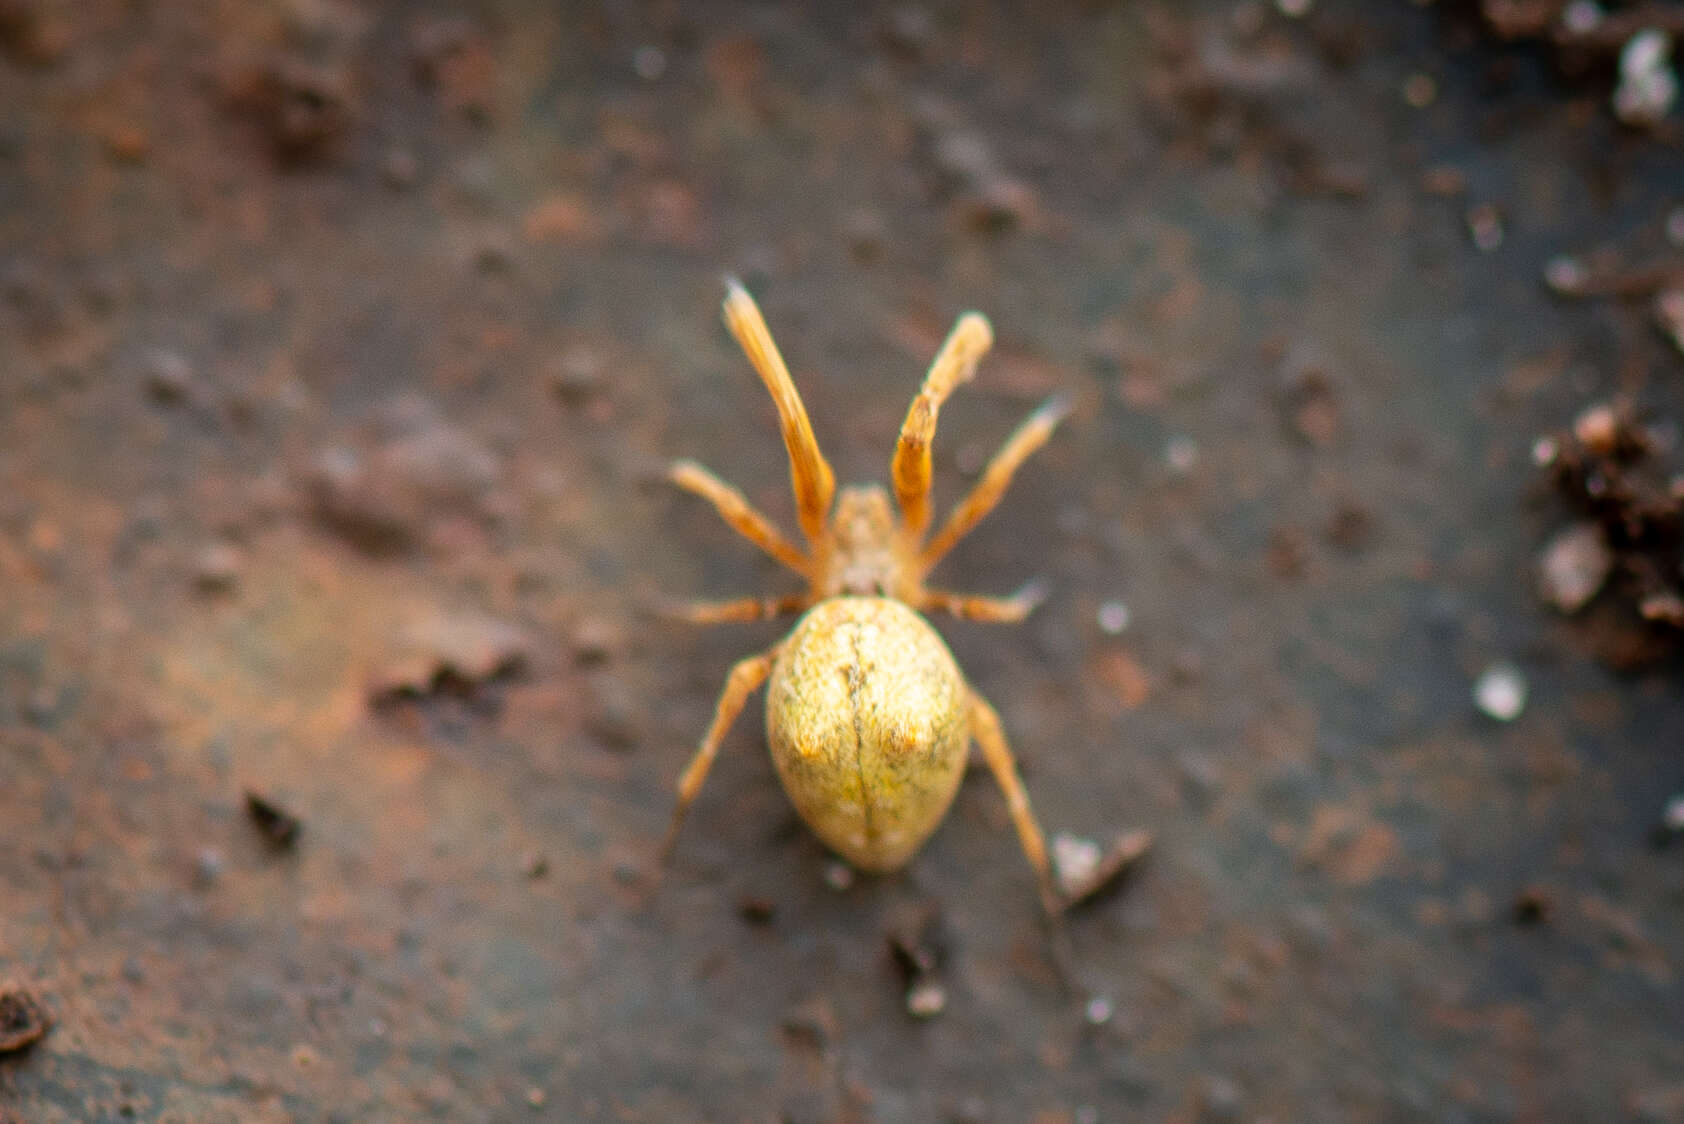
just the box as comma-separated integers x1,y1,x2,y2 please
3,1,1684,1120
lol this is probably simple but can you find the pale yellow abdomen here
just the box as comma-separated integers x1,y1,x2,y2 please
765,597,970,871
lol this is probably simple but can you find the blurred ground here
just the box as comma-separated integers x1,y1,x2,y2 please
3,1,1684,1121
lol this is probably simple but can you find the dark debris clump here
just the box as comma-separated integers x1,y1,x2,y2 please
244,790,303,851
0,987,51,1053
1536,401,1684,665
885,903,950,1019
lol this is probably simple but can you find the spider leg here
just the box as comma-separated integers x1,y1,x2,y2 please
891,311,994,540
663,593,810,625
721,280,836,546
660,645,779,862
968,689,1063,915
669,459,810,575
916,579,1048,623
922,393,1070,571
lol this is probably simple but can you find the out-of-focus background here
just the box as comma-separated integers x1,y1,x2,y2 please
3,1,1683,1120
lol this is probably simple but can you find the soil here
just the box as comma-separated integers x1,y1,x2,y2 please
3,1,1683,1121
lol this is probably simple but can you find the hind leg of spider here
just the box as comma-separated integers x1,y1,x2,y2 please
664,594,810,625
917,579,1048,624
721,281,836,545
968,689,1063,915
660,646,779,861
669,459,810,575
921,393,1072,570
891,311,995,539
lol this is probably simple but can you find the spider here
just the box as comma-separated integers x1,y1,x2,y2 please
661,280,1070,913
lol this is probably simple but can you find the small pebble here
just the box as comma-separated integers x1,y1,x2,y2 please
1096,600,1131,635
1466,203,1503,252
1474,662,1527,722
1052,833,1103,894
905,979,946,1018
143,349,196,403
1165,435,1198,474
193,542,243,592
1084,994,1114,1025
1573,403,1619,453
1055,828,1155,904
1613,29,1677,128
1662,793,1684,833
822,860,855,891
526,1087,547,1109
1275,0,1312,17
1531,436,1560,467
1544,256,1588,295
1538,523,1612,613
551,345,607,403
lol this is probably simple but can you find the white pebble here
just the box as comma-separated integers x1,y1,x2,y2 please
1544,256,1588,295
1613,30,1677,127
1096,600,1131,635
1084,995,1115,1025
1474,662,1527,722
1052,832,1102,895
821,860,855,891
906,979,947,1018
1537,522,1612,614
1275,0,1312,17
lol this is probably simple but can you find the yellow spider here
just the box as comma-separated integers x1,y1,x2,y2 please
663,281,1069,913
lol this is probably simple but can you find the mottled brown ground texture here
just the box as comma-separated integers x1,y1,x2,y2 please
3,1,1683,1121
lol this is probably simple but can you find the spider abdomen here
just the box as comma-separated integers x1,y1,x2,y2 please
766,597,970,871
